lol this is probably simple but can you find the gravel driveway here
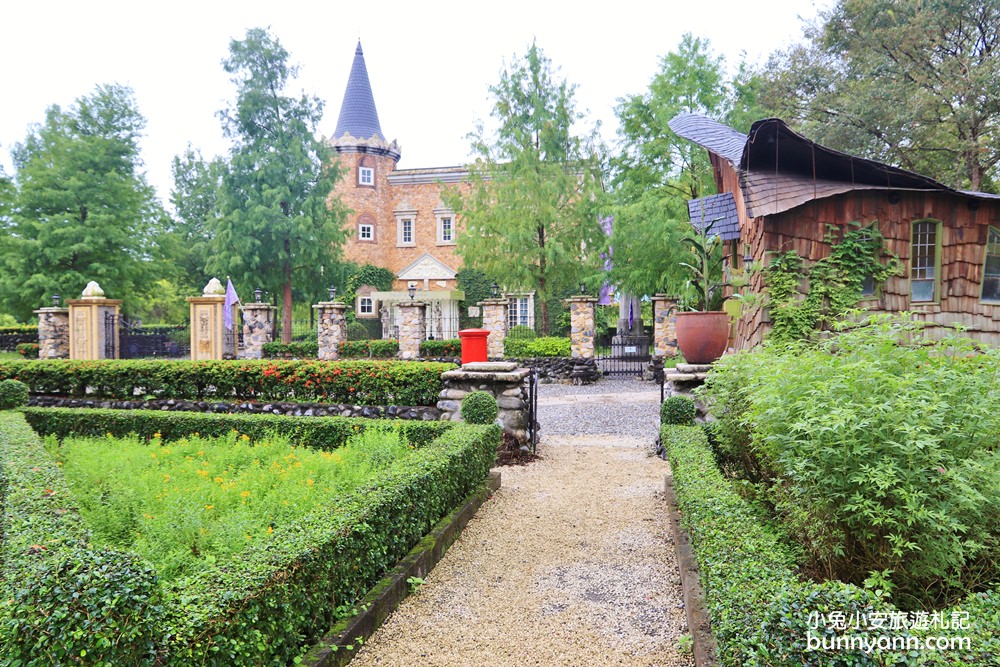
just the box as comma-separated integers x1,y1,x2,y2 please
350,378,693,667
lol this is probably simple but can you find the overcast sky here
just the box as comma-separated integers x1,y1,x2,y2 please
1,0,831,208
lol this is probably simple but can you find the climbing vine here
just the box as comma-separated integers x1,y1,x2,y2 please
765,222,902,343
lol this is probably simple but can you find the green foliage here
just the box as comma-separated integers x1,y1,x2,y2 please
208,28,349,343
660,395,696,425
679,220,725,311
504,336,570,358
346,320,371,341
701,314,1000,608
0,378,28,409
14,343,38,358
344,265,394,315
445,42,605,334
461,391,499,425
758,0,1000,192
337,339,399,359
419,338,461,358
23,407,453,451
0,84,166,320
261,341,319,358
0,325,38,352
52,429,415,582
765,224,901,343
0,359,453,407
507,324,536,340
164,147,224,295
455,268,495,326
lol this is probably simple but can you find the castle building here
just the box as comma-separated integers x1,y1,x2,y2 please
328,42,535,339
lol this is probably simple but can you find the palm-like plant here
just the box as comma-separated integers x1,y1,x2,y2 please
679,218,725,311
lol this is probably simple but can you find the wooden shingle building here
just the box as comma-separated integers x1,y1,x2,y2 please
670,113,1000,349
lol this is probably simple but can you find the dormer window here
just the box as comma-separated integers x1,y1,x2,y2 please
358,166,374,186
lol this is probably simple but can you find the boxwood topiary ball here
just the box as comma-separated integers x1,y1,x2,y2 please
0,379,29,410
660,395,696,425
461,391,499,425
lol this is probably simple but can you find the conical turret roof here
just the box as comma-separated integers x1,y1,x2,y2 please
334,41,385,142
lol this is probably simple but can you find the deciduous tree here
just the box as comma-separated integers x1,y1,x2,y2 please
446,42,605,334
208,28,348,342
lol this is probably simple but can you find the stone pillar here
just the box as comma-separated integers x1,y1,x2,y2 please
397,301,426,360
241,302,276,359
479,298,509,359
438,361,532,444
314,301,347,360
33,306,70,359
565,296,598,359
186,278,238,360
652,294,680,358
67,281,122,360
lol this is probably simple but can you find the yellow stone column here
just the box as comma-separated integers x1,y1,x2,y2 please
67,281,122,360
187,278,238,360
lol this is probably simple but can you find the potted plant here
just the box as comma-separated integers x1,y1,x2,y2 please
675,221,729,364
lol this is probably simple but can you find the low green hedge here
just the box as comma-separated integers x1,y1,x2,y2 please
419,338,461,358
0,326,38,352
504,336,570,358
338,339,399,358
15,343,39,358
2,409,499,665
0,411,162,665
0,359,453,406
662,424,999,666
261,341,319,358
23,407,454,451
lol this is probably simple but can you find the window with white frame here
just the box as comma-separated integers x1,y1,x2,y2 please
358,296,374,316
358,223,373,241
397,217,415,246
507,294,534,329
911,219,940,303
358,166,374,186
437,214,455,244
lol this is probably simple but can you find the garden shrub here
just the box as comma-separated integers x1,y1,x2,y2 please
346,321,370,341
338,339,399,358
504,336,570,358
0,325,38,352
660,395,696,425
507,324,536,340
22,407,454,451
700,313,1000,609
15,342,39,358
461,391,498,425
0,379,29,409
0,359,452,407
420,338,461,358
261,341,319,358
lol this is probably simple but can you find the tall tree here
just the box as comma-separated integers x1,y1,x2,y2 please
165,145,224,294
759,0,1000,192
608,34,762,298
0,84,164,320
446,42,605,334
208,27,348,342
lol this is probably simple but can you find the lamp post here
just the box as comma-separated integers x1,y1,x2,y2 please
328,285,337,301
580,283,586,295
408,284,416,301
254,287,263,303
490,282,499,298
51,294,61,308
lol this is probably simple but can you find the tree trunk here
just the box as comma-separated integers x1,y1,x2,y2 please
282,239,292,344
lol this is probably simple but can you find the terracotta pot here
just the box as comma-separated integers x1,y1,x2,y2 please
674,311,730,364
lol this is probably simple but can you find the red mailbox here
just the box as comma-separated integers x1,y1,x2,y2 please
458,328,490,364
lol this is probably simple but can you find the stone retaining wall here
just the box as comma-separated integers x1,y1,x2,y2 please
438,362,532,444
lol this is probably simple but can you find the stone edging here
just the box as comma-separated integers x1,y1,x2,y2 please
663,473,719,667
300,470,502,667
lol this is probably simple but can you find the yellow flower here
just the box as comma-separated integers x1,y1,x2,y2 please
214,476,224,484
150,452,157,459
204,504,214,510
163,474,170,483
196,469,209,477
240,434,250,441
240,490,251,498
153,432,162,439
267,526,274,534
306,479,314,487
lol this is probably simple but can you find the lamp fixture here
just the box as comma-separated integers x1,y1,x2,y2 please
328,285,337,301
254,287,263,303
490,282,499,298
51,294,61,308
408,284,416,301
580,283,586,295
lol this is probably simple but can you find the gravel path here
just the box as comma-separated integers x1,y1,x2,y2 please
350,378,691,667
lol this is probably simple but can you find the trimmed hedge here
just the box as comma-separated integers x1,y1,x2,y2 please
0,379,29,410
15,343,39,358
0,326,38,352
660,395,696,425
0,359,453,406
0,412,161,665
663,424,999,666
23,407,454,451
261,341,319,358
161,422,499,664
419,338,461,358
338,339,399,358
461,391,499,425
504,336,570,358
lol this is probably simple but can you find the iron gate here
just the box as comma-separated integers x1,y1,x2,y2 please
104,314,190,359
526,366,539,452
595,333,651,376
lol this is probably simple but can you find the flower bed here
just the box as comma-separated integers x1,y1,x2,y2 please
1,409,499,665
0,359,454,406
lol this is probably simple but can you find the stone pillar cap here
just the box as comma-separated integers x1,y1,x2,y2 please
34,306,69,313
398,301,427,307
81,281,106,299
203,277,225,295
312,301,346,308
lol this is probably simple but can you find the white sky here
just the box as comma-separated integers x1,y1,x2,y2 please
1,0,831,209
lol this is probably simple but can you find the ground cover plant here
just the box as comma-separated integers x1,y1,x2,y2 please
700,313,1000,611
47,428,414,582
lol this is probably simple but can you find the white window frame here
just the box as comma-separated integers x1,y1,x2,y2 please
506,293,535,329
358,223,374,241
358,166,374,186
358,296,374,316
396,216,415,247
435,208,456,245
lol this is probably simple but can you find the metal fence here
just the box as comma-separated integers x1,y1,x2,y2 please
104,315,190,359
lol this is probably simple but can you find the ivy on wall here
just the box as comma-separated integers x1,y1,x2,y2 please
765,222,902,343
